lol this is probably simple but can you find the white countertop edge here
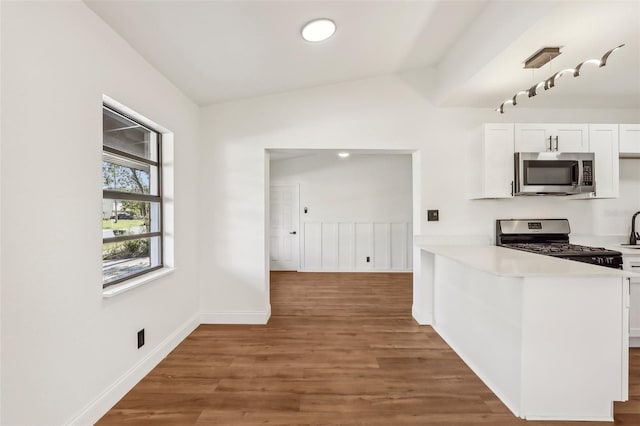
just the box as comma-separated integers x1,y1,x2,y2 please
102,267,176,298
571,235,640,256
416,244,638,278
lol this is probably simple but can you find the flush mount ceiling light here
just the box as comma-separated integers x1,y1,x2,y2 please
496,44,625,114
301,18,336,42
338,152,350,158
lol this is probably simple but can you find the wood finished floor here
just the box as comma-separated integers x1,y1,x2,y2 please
98,272,640,425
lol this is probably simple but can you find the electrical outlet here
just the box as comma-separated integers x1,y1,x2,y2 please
366,256,371,263
427,210,439,221
137,329,145,349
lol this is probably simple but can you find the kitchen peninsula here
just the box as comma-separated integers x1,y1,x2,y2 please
413,243,633,421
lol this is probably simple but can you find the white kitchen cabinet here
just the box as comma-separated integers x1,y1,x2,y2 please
619,124,640,155
469,123,514,199
624,254,640,347
515,123,589,152
588,124,619,198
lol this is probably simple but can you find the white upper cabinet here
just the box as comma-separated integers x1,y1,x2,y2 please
515,123,589,152
620,124,640,155
588,124,619,199
470,123,514,199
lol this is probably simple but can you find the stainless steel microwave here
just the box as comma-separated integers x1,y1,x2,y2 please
514,152,595,195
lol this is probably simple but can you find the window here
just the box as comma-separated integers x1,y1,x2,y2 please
102,105,163,287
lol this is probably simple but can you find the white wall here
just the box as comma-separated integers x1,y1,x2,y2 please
591,159,640,237
1,2,639,421
0,0,3,420
271,153,412,223
1,2,200,425
270,153,413,271
198,71,640,321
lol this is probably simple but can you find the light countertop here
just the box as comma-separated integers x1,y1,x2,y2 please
570,235,640,256
416,243,637,278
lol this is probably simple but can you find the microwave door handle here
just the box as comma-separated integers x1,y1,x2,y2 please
571,163,579,185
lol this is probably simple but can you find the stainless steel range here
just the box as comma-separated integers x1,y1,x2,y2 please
496,218,623,269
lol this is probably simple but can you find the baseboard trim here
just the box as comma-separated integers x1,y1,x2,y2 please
300,269,412,273
66,314,199,426
201,306,271,325
412,304,432,325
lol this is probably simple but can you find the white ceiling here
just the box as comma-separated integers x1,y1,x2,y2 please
85,0,640,110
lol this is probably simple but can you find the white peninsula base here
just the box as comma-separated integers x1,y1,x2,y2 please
416,245,630,421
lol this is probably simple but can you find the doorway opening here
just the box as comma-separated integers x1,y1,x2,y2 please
266,148,420,315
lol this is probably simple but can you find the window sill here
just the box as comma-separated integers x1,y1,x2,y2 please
102,267,175,298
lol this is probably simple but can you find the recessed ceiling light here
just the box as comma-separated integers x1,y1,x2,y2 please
301,18,336,42
338,152,350,158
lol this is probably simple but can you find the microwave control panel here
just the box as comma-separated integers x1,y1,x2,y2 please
582,160,593,185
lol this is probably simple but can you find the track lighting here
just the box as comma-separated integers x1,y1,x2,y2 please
496,44,624,114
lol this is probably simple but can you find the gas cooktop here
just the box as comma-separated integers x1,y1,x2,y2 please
496,219,623,269
502,242,620,257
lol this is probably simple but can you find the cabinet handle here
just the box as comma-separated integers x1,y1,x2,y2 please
548,136,553,151
554,136,559,151
510,181,514,196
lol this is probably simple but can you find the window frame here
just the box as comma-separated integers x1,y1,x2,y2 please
102,104,164,288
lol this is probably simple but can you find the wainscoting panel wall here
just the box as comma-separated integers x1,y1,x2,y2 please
338,223,355,270
391,223,408,270
303,222,413,272
304,223,322,270
374,223,391,270
321,223,339,270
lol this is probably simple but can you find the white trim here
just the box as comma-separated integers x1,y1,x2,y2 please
66,314,199,426
200,306,271,325
301,269,411,273
411,304,432,325
102,267,175,298
102,94,169,133
101,94,176,298
524,413,613,422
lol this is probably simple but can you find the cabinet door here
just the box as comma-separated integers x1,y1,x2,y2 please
515,123,552,152
588,124,619,198
483,123,515,198
620,124,640,154
624,256,640,342
631,282,640,340
554,124,589,152
515,123,589,152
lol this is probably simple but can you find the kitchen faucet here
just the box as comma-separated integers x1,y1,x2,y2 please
632,211,640,245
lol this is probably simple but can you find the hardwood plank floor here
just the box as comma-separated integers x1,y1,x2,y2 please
97,272,640,425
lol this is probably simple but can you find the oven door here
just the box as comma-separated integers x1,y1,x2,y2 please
515,152,591,195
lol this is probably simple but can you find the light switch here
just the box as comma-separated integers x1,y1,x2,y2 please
427,210,439,221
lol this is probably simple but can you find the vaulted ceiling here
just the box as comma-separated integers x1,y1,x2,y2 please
86,0,640,110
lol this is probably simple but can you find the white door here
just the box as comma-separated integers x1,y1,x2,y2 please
270,185,300,271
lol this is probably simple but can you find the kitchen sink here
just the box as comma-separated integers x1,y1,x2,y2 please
620,244,640,249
